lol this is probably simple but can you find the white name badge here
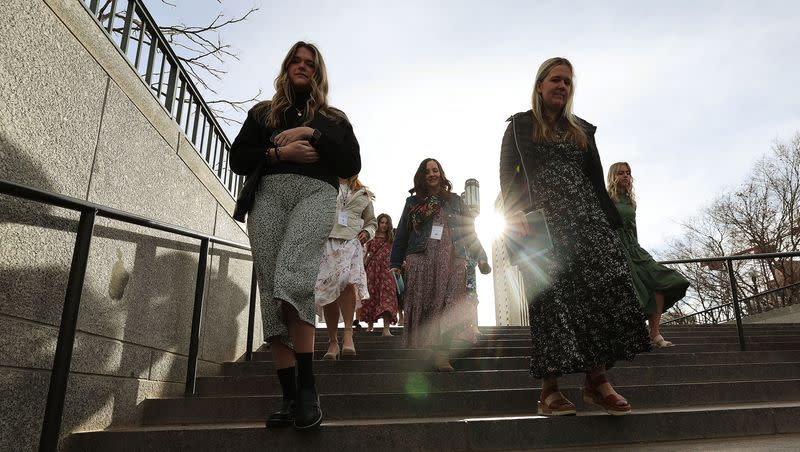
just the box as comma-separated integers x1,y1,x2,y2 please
430,224,444,240
338,211,348,226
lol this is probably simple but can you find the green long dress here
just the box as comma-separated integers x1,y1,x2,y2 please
614,193,690,315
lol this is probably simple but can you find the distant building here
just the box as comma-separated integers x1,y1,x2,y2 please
461,178,480,215
491,195,529,326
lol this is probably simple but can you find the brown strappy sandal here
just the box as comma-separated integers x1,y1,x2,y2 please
537,383,576,416
582,373,631,416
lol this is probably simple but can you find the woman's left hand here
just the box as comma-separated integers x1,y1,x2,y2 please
357,230,370,244
478,260,492,275
274,127,314,147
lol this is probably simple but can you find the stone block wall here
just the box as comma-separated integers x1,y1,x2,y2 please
0,1,262,450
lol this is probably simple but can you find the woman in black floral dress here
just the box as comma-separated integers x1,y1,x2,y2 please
499,57,650,416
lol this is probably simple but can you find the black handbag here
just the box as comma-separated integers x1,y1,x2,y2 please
232,158,268,222
233,127,279,222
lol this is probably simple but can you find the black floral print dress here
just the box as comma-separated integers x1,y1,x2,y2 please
502,119,651,379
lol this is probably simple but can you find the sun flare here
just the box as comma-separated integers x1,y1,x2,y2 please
475,209,507,243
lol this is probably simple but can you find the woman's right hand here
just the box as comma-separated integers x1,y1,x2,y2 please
279,140,319,163
389,267,401,276
508,210,529,237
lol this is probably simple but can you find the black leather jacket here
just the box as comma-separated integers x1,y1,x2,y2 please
498,110,622,229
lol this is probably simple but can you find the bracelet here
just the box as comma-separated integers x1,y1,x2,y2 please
275,146,282,162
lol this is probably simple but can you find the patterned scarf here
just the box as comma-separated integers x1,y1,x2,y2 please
408,195,442,232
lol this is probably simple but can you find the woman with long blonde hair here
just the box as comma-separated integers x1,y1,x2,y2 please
500,57,650,417
607,162,690,347
315,175,377,359
230,41,360,430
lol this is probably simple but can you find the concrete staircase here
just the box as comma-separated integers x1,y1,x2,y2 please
66,324,800,450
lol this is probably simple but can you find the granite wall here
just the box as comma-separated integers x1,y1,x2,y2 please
0,1,261,450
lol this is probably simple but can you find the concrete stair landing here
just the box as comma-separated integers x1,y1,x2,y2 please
66,324,800,451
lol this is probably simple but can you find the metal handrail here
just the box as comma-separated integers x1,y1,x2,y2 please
659,250,800,264
0,179,259,452
657,250,800,349
2,179,248,251
81,0,244,198
662,280,800,325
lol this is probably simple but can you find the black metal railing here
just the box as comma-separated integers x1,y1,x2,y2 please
0,179,259,452
82,0,244,198
663,280,800,326
657,251,800,351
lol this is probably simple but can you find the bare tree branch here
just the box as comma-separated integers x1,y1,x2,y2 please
661,133,800,324
98,0,262,123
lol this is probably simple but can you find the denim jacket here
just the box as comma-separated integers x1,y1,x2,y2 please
389,193,487,269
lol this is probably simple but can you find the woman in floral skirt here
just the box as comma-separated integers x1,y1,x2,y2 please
361,213,400,336
390,158,491,371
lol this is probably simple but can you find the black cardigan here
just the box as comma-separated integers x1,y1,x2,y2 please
498,110,622,229
229,101,361,189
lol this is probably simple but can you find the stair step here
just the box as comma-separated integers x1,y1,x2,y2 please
250,341,800,361
142,379,800,424
66,402,800,451
197,362,800,396
305,335,800,353
223,350,800,375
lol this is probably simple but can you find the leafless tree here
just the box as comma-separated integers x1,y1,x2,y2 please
97,0,261,125
659,133,800,324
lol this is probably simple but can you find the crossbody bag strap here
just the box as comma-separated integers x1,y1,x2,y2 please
511,114,534,213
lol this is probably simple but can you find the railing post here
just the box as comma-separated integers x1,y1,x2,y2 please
39,209,97,452
119,0,136,53
185,239,209,396
245,266,258,361
726,258,747,351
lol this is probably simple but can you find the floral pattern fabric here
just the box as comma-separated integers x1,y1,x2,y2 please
360,236,399,324
404,212,469,349
408,196,442,232
314,238,369,309
521,131,651,378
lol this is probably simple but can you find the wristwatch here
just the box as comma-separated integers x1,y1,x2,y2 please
310,128,322,145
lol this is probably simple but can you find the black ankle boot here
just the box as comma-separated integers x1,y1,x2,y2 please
266,399,295,428
293,386,322,430
352,319,363,331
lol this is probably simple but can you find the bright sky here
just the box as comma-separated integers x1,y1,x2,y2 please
149,0,800,325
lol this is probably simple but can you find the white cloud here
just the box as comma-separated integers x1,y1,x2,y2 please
149,0,800,325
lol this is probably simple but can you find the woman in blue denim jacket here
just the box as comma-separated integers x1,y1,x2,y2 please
390,158,490,371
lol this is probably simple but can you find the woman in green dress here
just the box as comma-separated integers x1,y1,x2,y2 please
607,162,690,347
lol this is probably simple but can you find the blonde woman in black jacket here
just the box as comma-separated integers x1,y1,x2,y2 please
499,57,649,416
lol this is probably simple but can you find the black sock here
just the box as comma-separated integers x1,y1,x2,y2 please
296,353,315,389
276,367,296,401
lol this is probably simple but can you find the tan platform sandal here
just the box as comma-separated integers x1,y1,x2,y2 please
537,383,576,416
651,334,674,348
323,342,340,361
582,373,631,416
341,332,356,357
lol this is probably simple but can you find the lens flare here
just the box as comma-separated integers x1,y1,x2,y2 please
404,373,430,399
